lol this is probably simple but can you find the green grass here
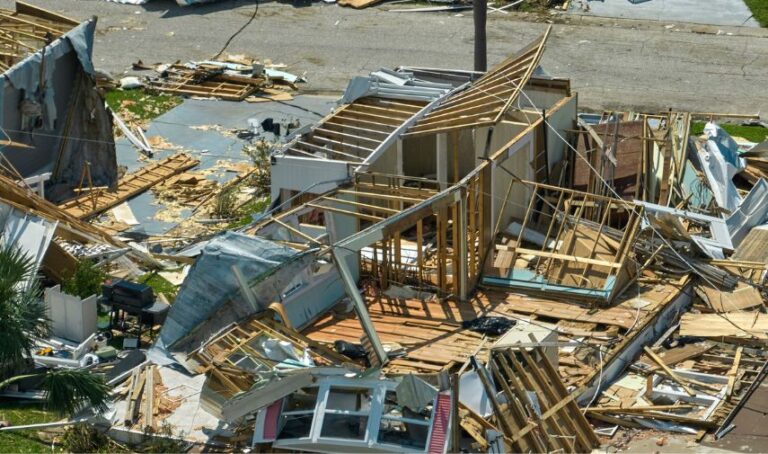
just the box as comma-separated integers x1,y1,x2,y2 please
691,121,768,143
138,273,178,300
0,401,59,453
228,196,271,229
745,0,768,27
104,88,182,121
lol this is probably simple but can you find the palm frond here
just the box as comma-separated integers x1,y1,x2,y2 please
0,243,48,370
41,369,111,415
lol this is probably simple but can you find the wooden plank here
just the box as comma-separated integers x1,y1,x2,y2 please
726,346,743,399
306,203,384,222
644,346,696,396
58,153,199,219
16,1,80,26
497,245,623,268
680,313,768,339
270,217,323,245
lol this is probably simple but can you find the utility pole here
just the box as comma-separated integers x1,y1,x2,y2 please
474,0,487,71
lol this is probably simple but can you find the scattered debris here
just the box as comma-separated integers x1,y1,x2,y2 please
2,8,768,454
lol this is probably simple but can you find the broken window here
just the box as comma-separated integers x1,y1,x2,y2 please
278,387,319,440
320,387,372,440
377,390,432,450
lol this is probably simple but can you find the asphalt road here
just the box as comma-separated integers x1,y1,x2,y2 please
6,0,768,115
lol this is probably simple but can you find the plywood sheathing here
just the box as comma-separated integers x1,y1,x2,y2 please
695,281,765,313
303,279,684,378
571,120,645,200
732,227,768,262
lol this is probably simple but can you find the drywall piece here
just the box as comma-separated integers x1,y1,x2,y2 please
459,370,493,417
0,202,57,289
44,285,97,343
491,320,559,367
726,178,768,247
111,202,140,226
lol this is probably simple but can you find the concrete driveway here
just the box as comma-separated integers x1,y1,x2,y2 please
569,0,759,28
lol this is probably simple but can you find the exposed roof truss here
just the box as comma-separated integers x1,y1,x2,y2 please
405,27,551,137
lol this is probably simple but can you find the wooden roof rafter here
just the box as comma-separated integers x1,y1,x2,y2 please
281,96,428,162
405,26,551,137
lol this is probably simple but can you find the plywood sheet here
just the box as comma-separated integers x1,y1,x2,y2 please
732,227,768,262
696,282,764,312
680,313,768,339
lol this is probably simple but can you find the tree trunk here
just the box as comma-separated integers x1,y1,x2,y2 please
474,0,487,71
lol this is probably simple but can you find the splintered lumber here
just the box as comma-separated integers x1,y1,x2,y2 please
143,365,155,430
58,153,199,219
638,343,715,372
643,346,696,396
726,347,743,399
124,367,146,425
586,404,696,414
695,282,764,313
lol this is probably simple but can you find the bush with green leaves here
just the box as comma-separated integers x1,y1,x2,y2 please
62,259,108,299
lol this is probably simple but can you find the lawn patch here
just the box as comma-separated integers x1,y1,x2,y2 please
0,401,58,453
105,88,182,122
744,0,768,27
691,121,768,143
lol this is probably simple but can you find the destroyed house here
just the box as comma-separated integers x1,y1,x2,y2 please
89,22,768,453
0,2,117,204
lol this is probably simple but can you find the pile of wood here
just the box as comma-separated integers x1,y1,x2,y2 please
122,365,181,432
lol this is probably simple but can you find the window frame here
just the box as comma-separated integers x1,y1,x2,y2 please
273,377,439,452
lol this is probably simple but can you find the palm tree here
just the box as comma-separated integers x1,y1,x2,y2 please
0,245,110,415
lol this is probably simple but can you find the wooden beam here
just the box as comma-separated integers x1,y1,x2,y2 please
319,196,401,215
643,346,696,397
270,217,323,245
306,203,384,222
498,245,623,268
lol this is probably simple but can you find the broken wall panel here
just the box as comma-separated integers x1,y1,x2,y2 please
0,11,117,199
484,181,641,303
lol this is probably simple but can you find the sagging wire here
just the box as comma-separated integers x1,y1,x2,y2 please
511,78,756,321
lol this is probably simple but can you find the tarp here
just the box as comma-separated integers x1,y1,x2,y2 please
3,19,96,130
150,231,315,366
